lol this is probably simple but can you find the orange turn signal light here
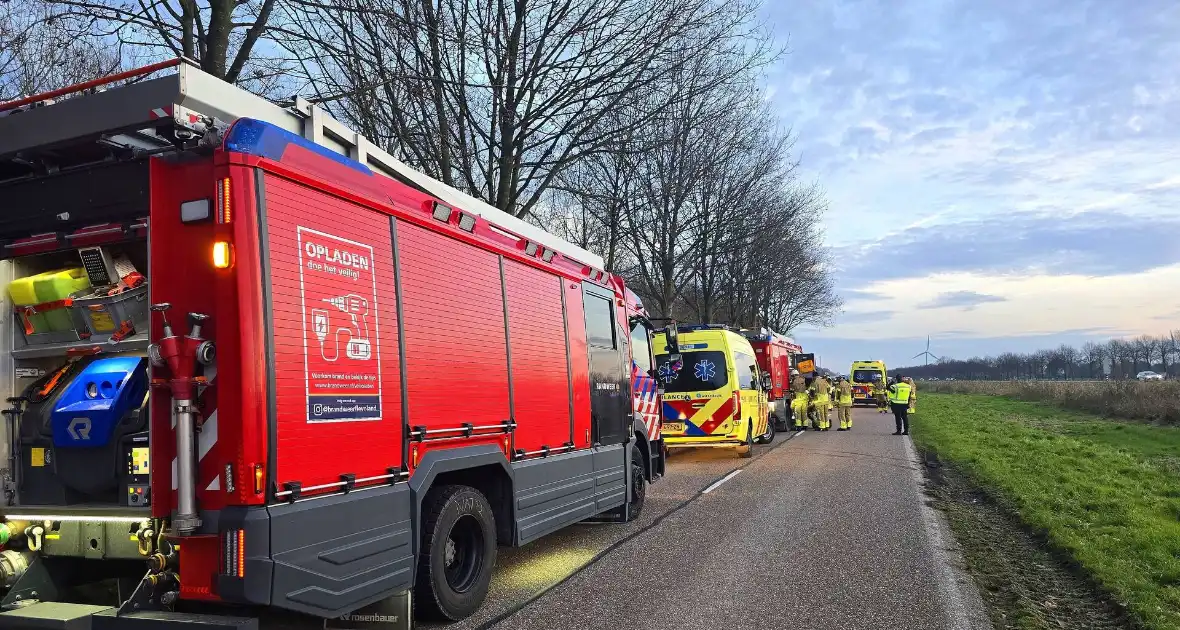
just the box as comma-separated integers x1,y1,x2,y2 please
212,241,234,269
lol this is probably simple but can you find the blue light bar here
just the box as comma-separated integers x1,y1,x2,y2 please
223,118,372,175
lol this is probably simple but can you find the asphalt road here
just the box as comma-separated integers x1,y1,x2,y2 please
434,407,990,630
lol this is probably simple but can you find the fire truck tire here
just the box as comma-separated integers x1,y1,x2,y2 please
414,485,497,621
738,422,754,458
626,445,646,522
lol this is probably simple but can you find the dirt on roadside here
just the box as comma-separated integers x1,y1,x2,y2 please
919,450,1141,630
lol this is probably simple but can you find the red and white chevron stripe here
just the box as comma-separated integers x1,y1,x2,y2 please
631,361,661,440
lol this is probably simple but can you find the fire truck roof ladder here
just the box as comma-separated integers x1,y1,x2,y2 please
0,58,605,270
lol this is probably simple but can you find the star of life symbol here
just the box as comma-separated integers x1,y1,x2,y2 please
657,363,679,384
694,359,716,381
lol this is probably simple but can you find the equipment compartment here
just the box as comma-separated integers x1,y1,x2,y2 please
0,228,152,514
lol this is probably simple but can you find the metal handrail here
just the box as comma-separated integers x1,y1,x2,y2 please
514,444,576,459
410,420,515,442
273,470,409,499
0,59,183,114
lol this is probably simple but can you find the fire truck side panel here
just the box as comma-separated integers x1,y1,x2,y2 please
395,220,512,459
261,173,405,490
512,448,599,544
228,166,272,507
149,156,228,517
563,283,593,448
503,259,575,452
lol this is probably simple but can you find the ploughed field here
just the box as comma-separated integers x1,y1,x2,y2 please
921,379,1180,424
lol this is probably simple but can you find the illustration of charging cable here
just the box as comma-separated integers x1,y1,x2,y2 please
310,293,372,361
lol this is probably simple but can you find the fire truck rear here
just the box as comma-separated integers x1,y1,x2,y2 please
0,60,672,628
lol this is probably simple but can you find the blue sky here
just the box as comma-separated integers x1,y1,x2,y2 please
761,0,1180,371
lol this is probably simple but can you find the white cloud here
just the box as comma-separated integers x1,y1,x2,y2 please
762,0,1180,353
824,264,1180,340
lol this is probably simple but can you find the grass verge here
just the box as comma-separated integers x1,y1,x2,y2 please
912,393,1180,630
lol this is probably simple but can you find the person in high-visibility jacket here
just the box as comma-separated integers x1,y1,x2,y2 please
789,369,809,430
811,374,832,431
888,376,913,435
835,376,854,431
904,376,917,413
871,375,889,413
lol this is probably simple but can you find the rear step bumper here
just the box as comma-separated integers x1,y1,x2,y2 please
0,603,256,629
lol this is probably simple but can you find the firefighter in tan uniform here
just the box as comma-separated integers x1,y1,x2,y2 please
872,374,889,413
789,369,809,430
835,376,854,431
810,374,832,431
905,376,917,413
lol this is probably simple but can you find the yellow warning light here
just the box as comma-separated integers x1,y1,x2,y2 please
212,241,234,269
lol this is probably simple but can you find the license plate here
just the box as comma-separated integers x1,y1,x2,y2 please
664,422,685,433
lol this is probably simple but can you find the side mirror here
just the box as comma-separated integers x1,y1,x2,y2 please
665,325,680,355
760,372,772,390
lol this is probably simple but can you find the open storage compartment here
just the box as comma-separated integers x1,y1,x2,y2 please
0,159,153,518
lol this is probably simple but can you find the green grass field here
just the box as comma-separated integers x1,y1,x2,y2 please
912,393,1180,630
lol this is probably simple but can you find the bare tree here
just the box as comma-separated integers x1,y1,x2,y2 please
0,1,122,100
1081,341,1104,378
1056,343,1078,379
30,0,279,84
1131,335,1156,374
278,0,776,217
1156,333,1173,377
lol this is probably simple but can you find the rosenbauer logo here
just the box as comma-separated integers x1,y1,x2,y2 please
298,227,382,424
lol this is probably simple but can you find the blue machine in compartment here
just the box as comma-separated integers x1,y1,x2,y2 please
51,356,148,448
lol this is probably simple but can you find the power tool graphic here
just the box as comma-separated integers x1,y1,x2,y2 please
311,293,372,361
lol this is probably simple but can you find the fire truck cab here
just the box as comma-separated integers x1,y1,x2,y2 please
0,60,670,628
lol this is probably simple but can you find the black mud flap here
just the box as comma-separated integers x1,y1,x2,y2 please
267,485,414,618
323,590,412,630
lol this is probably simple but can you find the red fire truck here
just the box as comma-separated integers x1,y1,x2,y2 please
0,60,674,628
741,328,803,432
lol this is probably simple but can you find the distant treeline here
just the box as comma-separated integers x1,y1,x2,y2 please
894,331,1180,380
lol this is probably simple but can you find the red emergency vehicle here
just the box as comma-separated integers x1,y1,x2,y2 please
0,60,672,628
741,328,803,432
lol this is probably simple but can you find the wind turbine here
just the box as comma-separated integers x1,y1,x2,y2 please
913,336,938,367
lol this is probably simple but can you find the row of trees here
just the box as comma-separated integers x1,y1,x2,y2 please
0,0,841,332
895,331,1180,380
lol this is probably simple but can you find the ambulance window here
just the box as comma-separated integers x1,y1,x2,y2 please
735,352,756,389
630,325,652,372
584,294,616,348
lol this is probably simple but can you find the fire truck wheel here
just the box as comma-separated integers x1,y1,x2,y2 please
739,421,754,458
626,445,646,522
414,485,497,621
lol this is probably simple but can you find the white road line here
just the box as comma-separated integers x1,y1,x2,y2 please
702,469,742,494
794,430,804,437
901,436,991,629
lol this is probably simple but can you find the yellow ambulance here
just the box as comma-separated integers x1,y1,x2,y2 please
653,325,771,457
849,360,887,405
